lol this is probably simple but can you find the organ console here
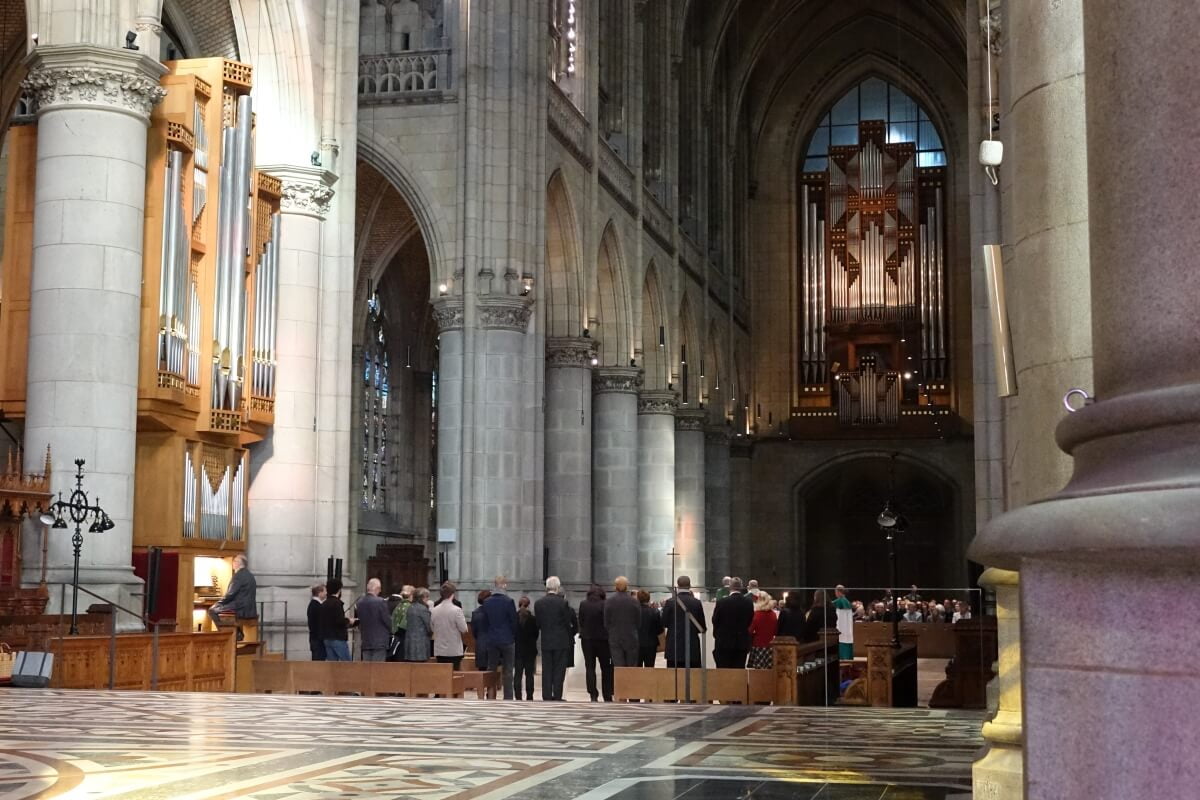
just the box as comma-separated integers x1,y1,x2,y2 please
0,58,281,629
795,119,950,432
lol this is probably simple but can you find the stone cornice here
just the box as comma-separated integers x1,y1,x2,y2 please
704,426,734,446
546,337,597,369
675,408,707,432
22,44,167,120
432,298,464,333
594,366,642,395
261,164,338,220
638,389,678,416
478,295,534,332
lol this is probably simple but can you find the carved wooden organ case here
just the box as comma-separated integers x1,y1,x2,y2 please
135,58,281,551
797,120,949,428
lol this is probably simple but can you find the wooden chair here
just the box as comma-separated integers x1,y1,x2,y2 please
372,662,412,696
328,661,374,696
251,660,293,694
291,661,332,694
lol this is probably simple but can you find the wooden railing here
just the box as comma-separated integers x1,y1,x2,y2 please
48,630,235,691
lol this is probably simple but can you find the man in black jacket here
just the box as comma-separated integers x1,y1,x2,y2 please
355,578,392,661
663,576,706,668
578,584,612,701
317,578,352,661
208,554,257,625
712,577,754,668
604,576,641,667
534,576,574,701
307,584,327,660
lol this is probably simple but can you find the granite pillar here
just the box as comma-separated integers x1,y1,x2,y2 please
592,367,641,586
704,427,732,585
970,1,1200,795
973,568,1023,799
247,166,336,654
674,409,706,592
20,45,166,620
636,389,676,592
544,337,596,589
728,438,753,581
433,298,465,580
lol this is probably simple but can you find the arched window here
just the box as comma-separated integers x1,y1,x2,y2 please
362,292,390,510
803,77,945,172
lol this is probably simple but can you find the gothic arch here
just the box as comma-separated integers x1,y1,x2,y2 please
641,261,670,390
545,170,584,338
594,221,633,366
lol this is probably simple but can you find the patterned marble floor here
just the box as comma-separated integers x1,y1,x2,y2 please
0,689,983,799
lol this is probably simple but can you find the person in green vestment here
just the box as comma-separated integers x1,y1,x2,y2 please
715,576,732,600
832,584,855,661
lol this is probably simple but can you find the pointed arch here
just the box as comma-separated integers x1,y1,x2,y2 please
545,170,585,338
641,261,670,390
594,221,633,366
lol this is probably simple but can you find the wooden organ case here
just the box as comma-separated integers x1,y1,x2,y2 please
133,58,281,629
792,120,952,436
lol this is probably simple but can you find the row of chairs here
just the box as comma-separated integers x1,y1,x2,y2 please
252,659,465,697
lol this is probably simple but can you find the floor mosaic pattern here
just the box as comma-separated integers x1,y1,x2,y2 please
0,689,983,799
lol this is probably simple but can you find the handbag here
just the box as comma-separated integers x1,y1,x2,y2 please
0,643,14,680
12,651,54,688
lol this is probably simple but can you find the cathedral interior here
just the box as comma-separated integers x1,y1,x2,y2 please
0,0,1197,798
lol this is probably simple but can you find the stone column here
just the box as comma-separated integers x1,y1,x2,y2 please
728,438,753,581
20,45,166,616
637,389,676,591
432,297,465,579
971,1,1200,796
592,367,642,585
973,568,1022,799
674,409,706,592
247,166,335,654
465,295,534,587
704,427,732,584
544,336,597,589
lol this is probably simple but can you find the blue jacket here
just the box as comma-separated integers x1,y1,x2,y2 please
482,591,518,647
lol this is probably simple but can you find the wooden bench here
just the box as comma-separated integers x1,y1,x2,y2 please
456,669,500,699
614,668,751,704
250,659,292,694
251,660,464,698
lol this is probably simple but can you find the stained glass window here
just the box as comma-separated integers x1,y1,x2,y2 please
803,78,946,172
362,292,390,510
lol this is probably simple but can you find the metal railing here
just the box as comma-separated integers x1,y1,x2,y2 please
55,582,171,690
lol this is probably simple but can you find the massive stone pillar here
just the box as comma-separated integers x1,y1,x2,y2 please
20,45,166,617
674,409,706,592
247,166,335,653
433,297,465,580
728,438,753,581
704,427,732,584
975,0,1091,794
972,1,1200,796
637,390,676,591
544,337,596,589
592,367,641,585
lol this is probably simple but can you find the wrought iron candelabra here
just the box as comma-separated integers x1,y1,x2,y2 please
39,459,114,635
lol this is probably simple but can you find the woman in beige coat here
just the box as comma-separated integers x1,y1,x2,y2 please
431,582,468,670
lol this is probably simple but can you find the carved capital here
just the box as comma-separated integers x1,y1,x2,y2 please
262,164,338,219
546,337,597,369
704,426,733,446
638,389,678,416
675,408,707,432
478,295,533,332
979,8,1003,55
594,366,642,395
432,298,464,333
22,44,167,120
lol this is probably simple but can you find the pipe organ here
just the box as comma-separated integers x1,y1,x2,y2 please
796,119,950,429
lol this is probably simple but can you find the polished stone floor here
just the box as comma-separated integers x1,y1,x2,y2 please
0,689,982,799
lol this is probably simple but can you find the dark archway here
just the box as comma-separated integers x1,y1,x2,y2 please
797,456,957,593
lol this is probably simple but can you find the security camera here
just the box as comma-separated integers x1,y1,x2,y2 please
979,139,1004,167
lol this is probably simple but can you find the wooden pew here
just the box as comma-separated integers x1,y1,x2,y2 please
929,617,998,709
408,662,463,697
456,669,499,699
329,662,375,696
865,641,918,707
251,659,293,694
372,662,412,696
614,667,751,704
290,661,331,694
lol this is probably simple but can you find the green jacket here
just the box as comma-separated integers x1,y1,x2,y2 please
391,599,412,633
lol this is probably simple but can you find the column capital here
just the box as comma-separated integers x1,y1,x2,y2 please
594,366,642,395
432,297,465,333
675,408,707,431
477,294,533,332
704,425,734,446
260,164,338,219
21,44,167,120
546,336,597,368
638,389,678,416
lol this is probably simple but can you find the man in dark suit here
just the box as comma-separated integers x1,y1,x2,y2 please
355,578,393,661
534,575,574,701
712,576,754,668
307,583,327,660
208,554,257,635
482,575,519,699
663,575,706,668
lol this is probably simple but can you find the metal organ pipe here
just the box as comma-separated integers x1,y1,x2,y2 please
213,126,235,408
934,187,946,379
227,94,254,411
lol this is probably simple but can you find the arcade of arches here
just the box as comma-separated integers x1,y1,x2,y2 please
1,0,1199,798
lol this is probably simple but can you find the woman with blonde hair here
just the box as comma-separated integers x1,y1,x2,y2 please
748,592,778,669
